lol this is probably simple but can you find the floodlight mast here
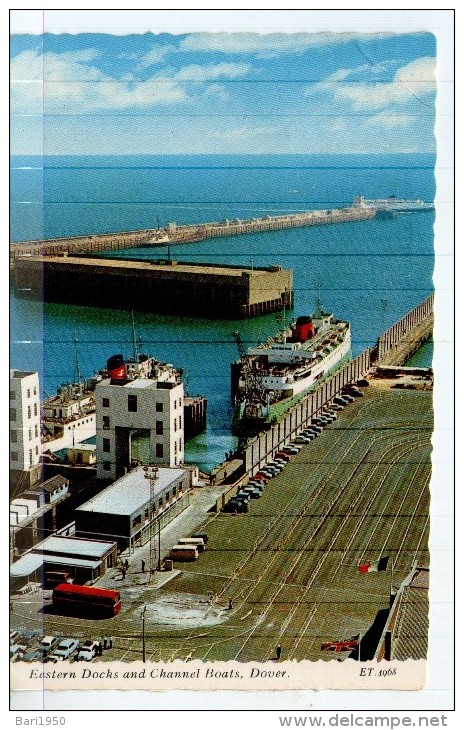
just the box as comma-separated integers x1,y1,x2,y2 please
143,465,159,581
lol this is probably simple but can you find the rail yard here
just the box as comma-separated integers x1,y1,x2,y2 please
11,375,432,663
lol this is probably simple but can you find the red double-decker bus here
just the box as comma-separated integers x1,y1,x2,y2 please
52,583,122,618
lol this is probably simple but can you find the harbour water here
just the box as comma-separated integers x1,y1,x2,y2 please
10,154,435,470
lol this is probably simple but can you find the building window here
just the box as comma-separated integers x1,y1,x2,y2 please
27,388,31,398
179,415,182,429
35,445,39,455
173,485,177,497
34,403,38,416
179,437,182,452
29,449,33,466
10,391,15,400
103,438,111,453
156,421,163,435
10,408,17,421
156,443,163,458
11,451,18,462
179,397,182,407
103,416,110,429
10,431,17,443
27,405,31,419
158,497,163,510
29,428,32,440
156,402,163,412
102,397,110,408
35,425,38,438
173,400,177,409
166,491,170,502
103,460,111,471
174,441,177,454
128,395,137,412
174,418,177,432
33,386,37,396
144,508,149,521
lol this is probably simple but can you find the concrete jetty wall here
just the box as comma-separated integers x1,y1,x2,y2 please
10,205,376,269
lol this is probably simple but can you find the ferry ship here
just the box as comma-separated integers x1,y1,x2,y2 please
353,195,434,214
231,297,351,434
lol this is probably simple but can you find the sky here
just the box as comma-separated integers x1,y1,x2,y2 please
10,31,436,155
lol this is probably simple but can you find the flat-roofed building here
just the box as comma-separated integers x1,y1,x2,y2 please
95,354,184,479
10,369,41,488
75,465,191,551
10,534,118,590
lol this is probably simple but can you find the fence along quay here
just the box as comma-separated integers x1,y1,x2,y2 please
10,203,376,269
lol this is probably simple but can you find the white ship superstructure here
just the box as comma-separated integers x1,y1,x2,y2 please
233,298,351,430
353,195,434,213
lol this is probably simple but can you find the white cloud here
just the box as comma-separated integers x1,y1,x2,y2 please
11,49,191,113
173,62,250,82
179,32,397,56
365,112,414,128
138,44,177,69
203,84,229,101
310,56,436,111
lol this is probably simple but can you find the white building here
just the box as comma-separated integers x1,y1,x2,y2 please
10,370,41,477
95,355,184,480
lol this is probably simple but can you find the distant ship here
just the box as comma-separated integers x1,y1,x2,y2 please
231,297,351,434
353,195,434,214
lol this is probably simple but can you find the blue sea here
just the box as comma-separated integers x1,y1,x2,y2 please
10,154,435,470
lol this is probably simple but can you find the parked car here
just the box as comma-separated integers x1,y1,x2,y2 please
348,387,363,397
10,644,27,662
301,430,316,438
305,425,322,434
248,480,265,488
76,640,100,662
39,636,60,656
329,403,343,411
294,435,312,444
334,396,349,406
21,650,43,663
267,461,285,471
261,467,280,477
322,412,336,422
341,393,355,402
253,473,270,483
282,446,299,455
51,638,80,661
274,452,291,462
356,379,369,387
17,629,40,646
287,443,303,451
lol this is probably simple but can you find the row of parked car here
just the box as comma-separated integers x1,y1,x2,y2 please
10,628,104,663
222,383,366,515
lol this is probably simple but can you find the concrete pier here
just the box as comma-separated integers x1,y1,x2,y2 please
10,204,376,270
15,255,293,319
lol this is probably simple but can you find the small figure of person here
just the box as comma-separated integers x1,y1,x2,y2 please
124,559,129,571
141,559,145,573
103,636,108,650
109,636,113,649
276,644,282,660
228,597,233,610
121,567,126,580
97,641,103,657
10,601,13,614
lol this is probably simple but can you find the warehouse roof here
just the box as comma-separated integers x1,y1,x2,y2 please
76,466,188,516
10,553,43,578
33,535,116,559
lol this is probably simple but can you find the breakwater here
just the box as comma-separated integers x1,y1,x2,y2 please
10,204,376,270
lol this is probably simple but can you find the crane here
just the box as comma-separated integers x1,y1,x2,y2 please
231,331,269,421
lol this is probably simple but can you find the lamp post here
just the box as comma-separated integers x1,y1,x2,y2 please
141,605,146,663
143,465,159,581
